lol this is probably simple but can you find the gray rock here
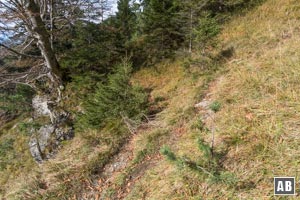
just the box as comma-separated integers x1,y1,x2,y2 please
29,137,43,162
194,99,210,109
29,94,74,162
55,126,74,141
29,125,55,162
28,116,73,162
32,95,52,117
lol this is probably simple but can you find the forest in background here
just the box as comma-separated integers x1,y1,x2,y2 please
0,0,262,135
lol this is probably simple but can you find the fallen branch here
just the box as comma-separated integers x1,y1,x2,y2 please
0,42,42,59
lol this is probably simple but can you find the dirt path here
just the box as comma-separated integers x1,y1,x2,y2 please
80,121,160,200
81,76,224,200
195,76,224,151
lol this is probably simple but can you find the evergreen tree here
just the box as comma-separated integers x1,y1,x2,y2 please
78,61,148,129
115,0,136,47
141,0,185,62
177,0,209,53
60,19,122,76
0,85,35,115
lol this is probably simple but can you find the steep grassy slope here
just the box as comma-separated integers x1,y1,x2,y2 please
212,0,300,198
124,0,300,199
2,0,300,199
0,57,219,199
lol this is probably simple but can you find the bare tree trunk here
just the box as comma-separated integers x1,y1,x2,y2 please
26,0,61,82
50,0,55,50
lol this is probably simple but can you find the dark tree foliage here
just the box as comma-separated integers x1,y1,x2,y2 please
76,61,148,130
115,0,137,53
59,21,121,76
141,0,185,62
0,0,264,129
203,0,264,14
0,85,35,115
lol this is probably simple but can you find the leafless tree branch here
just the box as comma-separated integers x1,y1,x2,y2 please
0,42,42,58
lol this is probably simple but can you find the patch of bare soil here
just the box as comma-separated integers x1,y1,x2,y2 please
80,122,160,200
81,77,224,200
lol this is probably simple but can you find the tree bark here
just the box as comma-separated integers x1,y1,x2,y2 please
50,0,54,50
26,0,61,82
0,43,42,59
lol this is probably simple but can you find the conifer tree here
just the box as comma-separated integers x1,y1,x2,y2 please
115,0,137,55
141,0,185,61
78,61,148,129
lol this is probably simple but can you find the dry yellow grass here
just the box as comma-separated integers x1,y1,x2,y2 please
206,0,300,198
3,0,300,199
125,0,300,199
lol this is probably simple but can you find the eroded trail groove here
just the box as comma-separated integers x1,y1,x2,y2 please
81,75,223,200
77,116,157,199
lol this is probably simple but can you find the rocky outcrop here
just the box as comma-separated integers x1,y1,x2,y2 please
29,95,74,162
29,125,54,162
32,95,52,117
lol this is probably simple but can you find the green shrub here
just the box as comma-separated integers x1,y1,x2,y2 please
194,13,220,49
209,101,221,112
161,139,237,187
76,60,148,130
197,139,212,162
0,85,35,115
18,121,42,136
208,171,237,186
0,137,15,170
160,145,177,161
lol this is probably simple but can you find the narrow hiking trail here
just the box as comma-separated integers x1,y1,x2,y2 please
81,72,225,200
195,76,225,151
82,121,162,199
4,1,300,199
24,61,226,200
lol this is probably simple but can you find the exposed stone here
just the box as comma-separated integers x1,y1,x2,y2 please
55,126,74,141
29,120,74,162
29,95,74,162
194,99,210,109
29,125,55,162
29,137,43,162
195,97,216,123
32,95,52,118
